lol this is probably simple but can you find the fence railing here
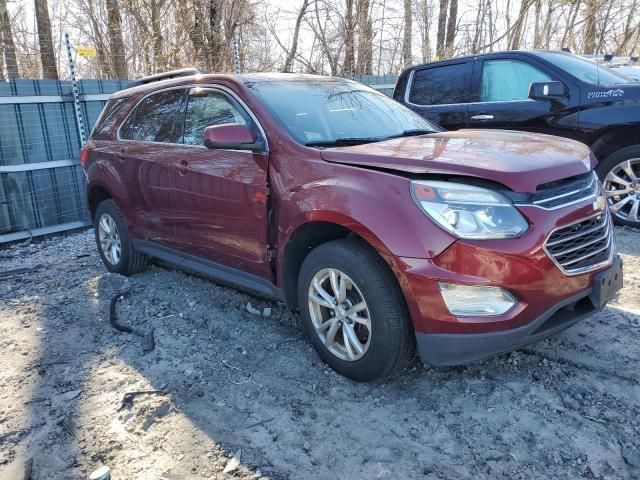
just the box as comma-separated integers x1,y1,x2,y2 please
0,75,397,244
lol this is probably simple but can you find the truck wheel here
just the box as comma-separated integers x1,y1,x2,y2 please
297,238,414,381
94,199,149,275
597,146,640,227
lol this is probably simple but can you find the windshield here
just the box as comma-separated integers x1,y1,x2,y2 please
247,80,439,146
536,52,633,85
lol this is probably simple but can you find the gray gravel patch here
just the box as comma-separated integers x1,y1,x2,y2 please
1,227,639,479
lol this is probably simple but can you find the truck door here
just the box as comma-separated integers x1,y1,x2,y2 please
402,60,473,130
467,57,566,135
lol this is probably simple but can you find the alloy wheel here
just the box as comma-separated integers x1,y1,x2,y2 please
603,158,640,224
308,268,372,361
98,213,122,265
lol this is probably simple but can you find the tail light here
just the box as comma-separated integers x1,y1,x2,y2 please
80,146,89,168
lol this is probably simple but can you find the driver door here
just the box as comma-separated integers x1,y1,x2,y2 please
168,87,271,279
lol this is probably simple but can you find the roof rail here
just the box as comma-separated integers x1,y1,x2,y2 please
127,68,208,88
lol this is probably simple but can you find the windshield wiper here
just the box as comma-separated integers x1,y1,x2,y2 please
381,129,434,140
304,137,381,148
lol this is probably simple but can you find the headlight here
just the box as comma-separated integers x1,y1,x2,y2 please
410,180,529,239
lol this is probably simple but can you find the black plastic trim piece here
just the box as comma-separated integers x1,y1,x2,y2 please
133,239,284,301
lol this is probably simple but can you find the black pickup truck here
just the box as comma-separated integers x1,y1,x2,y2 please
394,50,640,228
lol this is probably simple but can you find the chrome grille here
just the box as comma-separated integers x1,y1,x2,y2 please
544,211,614,275
530,172,598,209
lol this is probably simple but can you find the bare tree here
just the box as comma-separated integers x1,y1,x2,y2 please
106,0,127,78
343,0,354,74
34,0,58,79
0,0,18,78
283,0,310,72
402,0,411,66
508,0,533,50
356,0,372,74
416,0,432,62
583,0,598,53
436,0,448,58
444,0,457,56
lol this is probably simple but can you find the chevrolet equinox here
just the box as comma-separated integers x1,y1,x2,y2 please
83,70,623,381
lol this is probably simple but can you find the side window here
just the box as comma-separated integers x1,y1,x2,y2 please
409,63,472,105
120,89,185,143
183,90,249,146
480,60,552,102
91,97,129,139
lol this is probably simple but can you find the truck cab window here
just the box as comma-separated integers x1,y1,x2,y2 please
481,59,551,102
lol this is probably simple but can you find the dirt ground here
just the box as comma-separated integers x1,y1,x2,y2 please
1,226,639,480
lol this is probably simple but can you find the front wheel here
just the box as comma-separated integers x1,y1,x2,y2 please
597,146,640,228
297,238,414,381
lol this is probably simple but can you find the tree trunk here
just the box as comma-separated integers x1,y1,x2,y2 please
0,0,18,78
436,0,448,58
402,0,411,67
419,0,431,62
471,0,484,54
343,0,355,75
34,0,58,79
283,0,309,72
106,0,127,79
508,0,532,50
207,0,222,70
150,0,163,72
444,0,457,56
561,0,580,51
356,0,372,74
533,0,542,49
583,0,598,54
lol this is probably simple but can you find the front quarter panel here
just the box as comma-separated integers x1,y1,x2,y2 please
273,154,458,269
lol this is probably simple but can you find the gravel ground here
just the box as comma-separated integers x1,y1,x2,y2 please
1,227,639,480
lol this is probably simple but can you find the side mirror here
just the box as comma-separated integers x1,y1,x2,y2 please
528,81,568,106
203,124,264,152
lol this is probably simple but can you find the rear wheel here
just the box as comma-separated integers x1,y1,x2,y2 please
94,199,149,275
597,146,640,228
297,238,414,381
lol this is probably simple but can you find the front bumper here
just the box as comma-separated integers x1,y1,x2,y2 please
416,255,622,365
384,198,622,365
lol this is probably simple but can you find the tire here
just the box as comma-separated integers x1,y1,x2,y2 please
297,238,414,381
94,199,149,275
596,145,640,228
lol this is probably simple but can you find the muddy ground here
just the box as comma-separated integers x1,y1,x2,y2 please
1,227,639,480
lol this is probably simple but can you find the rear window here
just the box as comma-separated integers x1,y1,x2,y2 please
119,89,186,143
409,62,472,105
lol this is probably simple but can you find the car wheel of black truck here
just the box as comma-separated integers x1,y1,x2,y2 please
297,238,414,381
597,145,640,228
94,199,149,275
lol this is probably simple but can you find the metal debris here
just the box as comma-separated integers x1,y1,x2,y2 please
223,449,242,474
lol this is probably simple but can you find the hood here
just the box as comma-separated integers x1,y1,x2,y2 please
320,130,595,193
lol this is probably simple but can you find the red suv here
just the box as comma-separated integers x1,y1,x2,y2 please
83,70,623,381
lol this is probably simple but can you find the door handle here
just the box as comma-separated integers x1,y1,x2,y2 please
470,114,494,120
176,160,189,175
115,147,127,162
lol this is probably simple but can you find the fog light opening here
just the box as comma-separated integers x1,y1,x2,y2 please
438,283,517,317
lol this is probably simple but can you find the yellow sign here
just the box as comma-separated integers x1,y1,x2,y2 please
75,46,97,58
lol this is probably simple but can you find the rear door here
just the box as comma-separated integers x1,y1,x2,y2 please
467,57,558,132
168,86,271,279
403,60,473,130
117,88,186,245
